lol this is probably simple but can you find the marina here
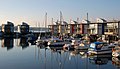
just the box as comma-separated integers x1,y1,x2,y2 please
0,0,120,69
0,38,119,69
0,14,120,69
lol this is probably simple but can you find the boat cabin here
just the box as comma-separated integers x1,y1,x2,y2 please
90,42,108,50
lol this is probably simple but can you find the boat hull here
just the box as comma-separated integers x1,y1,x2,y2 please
88,49,112,55
48,44,65,47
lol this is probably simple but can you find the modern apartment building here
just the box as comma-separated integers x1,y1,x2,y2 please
48,18,120,37
17,22,29,35
2,21,14,34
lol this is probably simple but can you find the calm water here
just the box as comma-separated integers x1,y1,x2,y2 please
0,38,119,69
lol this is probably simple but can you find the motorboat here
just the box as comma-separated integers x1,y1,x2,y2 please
112,57,120,67
36,35,48,46
88,42,113,55
112,45,120,57
47,38,69,47
27,33,37,43
74,41,89,50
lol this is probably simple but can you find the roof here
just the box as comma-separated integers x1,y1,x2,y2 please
93,42,104,45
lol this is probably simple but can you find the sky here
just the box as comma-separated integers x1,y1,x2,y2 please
0,0,120,27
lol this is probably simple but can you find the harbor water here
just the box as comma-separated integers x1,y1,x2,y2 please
0,38,119,69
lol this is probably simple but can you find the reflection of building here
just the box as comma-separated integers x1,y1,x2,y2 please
19,37,29,49
1,38,14,50
2,21,14,34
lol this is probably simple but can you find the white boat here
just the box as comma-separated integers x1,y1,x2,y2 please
88,42,113,55
47,38,68,47
112,45,120,57
36,34,49,46
74,41,89,50
36,35,43,45
112,57,120,67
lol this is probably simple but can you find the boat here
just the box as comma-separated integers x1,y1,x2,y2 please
27,33,37,43
47,38,66,47
0,31,3,37
36,36,48,46
112,57,120,67
74,41,89,50
63,43,74,51
112,45,120,57
71,40,79,46
88,42,113,55
63,39,81,50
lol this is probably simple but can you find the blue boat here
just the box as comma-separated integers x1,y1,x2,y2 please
88,42,112,55
27,33,37,44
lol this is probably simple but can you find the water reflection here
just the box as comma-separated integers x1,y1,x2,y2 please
89,57,110,65
1,38,14,50
0,38,118,69
0,38,30,50
19,37,29,49
112,57,120,68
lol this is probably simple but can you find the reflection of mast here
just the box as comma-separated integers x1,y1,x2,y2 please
35,45,36,60
50,49,53,69
85,55,88,69
38,46,40,60
72,51,78,69
55,50,68,69
44,48,47,69
97,65,100,69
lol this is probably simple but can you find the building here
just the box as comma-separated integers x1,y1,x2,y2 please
81,20,90,34
104,21,118,35
48,24,59,36
88,18,107,35
18,22,29,35
118,21,120,38
48,18,120,38
66,21,78,35
48,20,68,36
2,21,14,34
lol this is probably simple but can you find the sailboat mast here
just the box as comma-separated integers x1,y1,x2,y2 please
60,11,62,24
45,12,47,28
51,18,54,36
59,11,63,36
87,12,88,21
44,12,47,38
